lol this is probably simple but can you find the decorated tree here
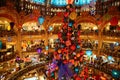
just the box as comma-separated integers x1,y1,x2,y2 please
47,4,88,80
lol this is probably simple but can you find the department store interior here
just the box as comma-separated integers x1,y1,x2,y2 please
0,0,120,80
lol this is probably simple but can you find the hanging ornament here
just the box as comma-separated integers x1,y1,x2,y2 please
66,40,71,46
110,16,118,26
0,41,2,49
27,41,31,45
76,53,80,57
74,66,79,74
69,12,77,20
67,32,71,36
38,16,44,25
69,22,73,27
70,45,76,51
112,70,120,78
69,59,74,64
48,26,53,31
51,72,55,78
86,50,92,56
76,45,80,49
58,49,62,53
45,46,49,50
7,26,11,31
37,48,42,54
10,22,15,29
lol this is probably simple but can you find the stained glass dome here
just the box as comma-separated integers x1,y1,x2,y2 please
51,0,67,7
31,0,45,4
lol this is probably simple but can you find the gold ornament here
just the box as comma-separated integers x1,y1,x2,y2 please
7,26,11,31
69,12,77,20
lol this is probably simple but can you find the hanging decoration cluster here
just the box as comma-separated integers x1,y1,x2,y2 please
46,4,91,80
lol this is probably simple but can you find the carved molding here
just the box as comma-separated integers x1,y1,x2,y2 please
0,7,19,25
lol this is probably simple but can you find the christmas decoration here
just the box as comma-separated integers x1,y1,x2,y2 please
45,46,49,50
10,22,15,29
47,4,88,80
69,12,77,20
110,16,118,26
37,48,42,53
38,16,44,25
112,70,120,79
7,26,11,31
0,40,2,49
86,50,92,57
48,26,53,31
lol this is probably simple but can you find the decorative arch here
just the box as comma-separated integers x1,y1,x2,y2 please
0,7,19,24
23,10,40,23
100,15,120,31
0,14,15,22
47,16,63,28
100,6,120,31
76,15,97,25
0,7,19,31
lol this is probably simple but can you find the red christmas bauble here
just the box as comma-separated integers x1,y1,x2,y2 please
70,45,76,51
66,40,71,46
58,32,62,38
110,16,118,26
